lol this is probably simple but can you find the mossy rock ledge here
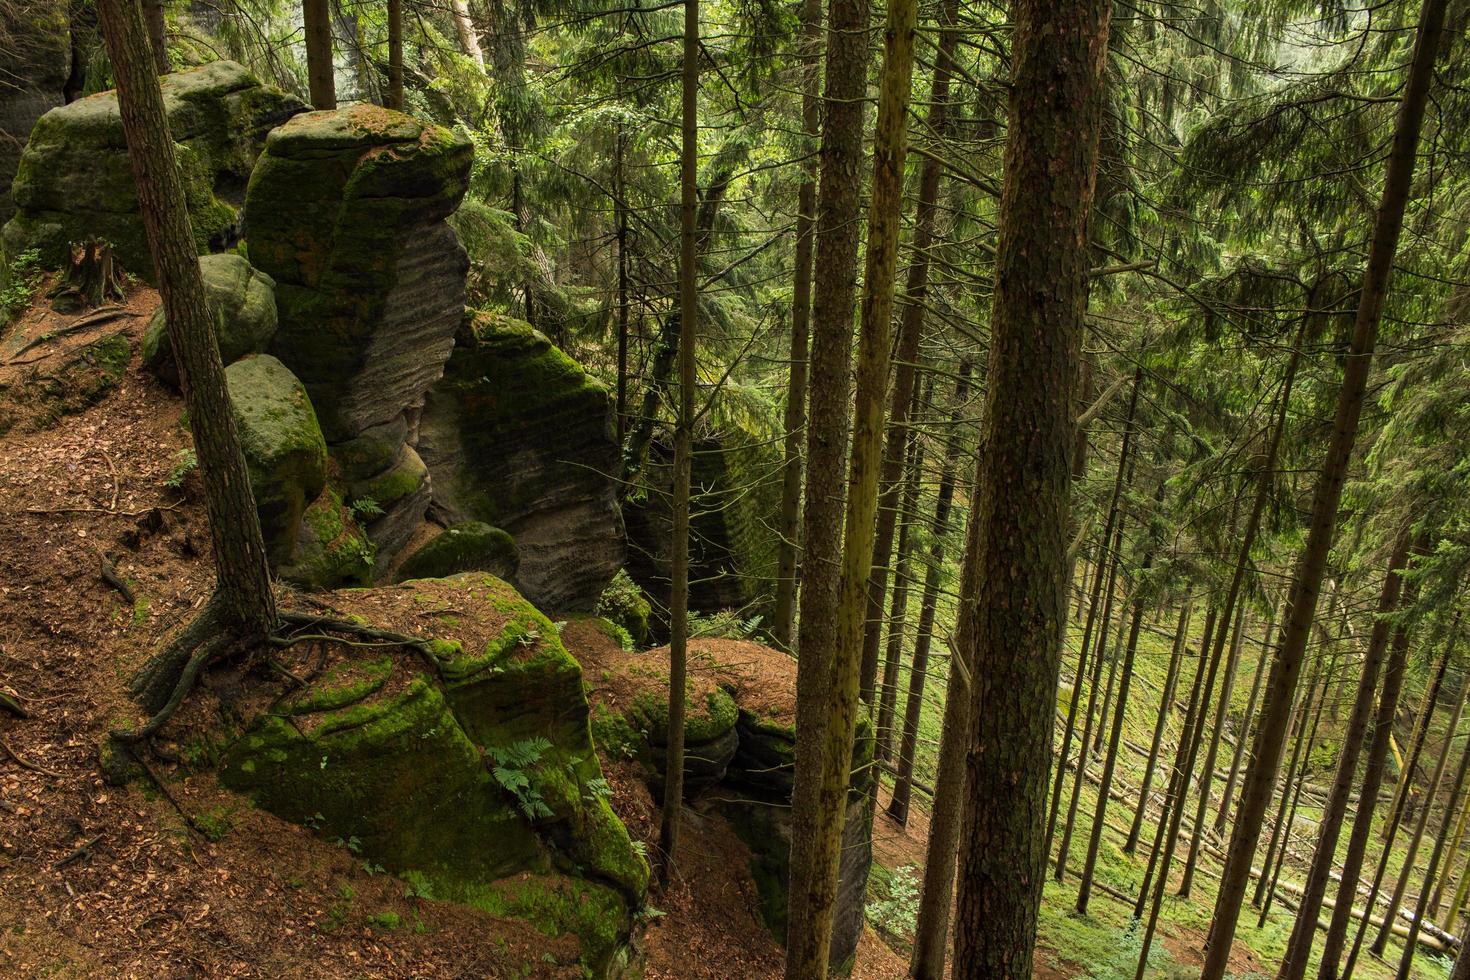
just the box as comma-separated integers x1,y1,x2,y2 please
143,253,278,386
419,314,624,613
395,520,519,582
219,574,648,977
0,0,73,224
3,60,305,279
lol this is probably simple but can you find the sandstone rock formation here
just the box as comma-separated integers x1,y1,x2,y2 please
143,252,278,386
395,521,519,583
0,0,74,224
419,315,624,612
3,61,304,279
218,574,648,977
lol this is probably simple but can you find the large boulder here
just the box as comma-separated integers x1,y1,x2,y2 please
3,61,304,279
395,520,519,583
225,354,328,565
0,0,74,224
419,315,624,612
142,252,278,385
243,105,472,445
219,574,648,977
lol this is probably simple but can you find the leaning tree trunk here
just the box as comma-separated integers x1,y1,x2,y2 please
386,0,404,109
770,0,822,653
1253,658,1323,910
1316,552,1426,980
1125,602,1191,853
888,364,970,827
303,0,335,109
1214,604,1278,837
1277,531,1412,980
1430,782,1470,920
654,0,699,888
1199,0,1448,970
450,0,485,68
876,383,927,763
1385,640,1448,839
781,0,889,959
98,0,277,725
951,0,1110,972
856,0,961,706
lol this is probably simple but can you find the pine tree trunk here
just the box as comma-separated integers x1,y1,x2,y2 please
770,0,822,654
856,0,960,704
1258,661,1331,925
1125,602,1191,853
951,0,1110,971
385,0,404,109
876,384,927,764
141,0,168,71
1385,648,1446,840
1430,786,1470,920
1091,598,1129,758
1198,1,1447,969
1253,661,1322,911
782,0,895,960
1215,604,1277,837
887,364,970,826
450,0,485,68
1317,555,1425,980
614,124,629,446
303,0,335,109
1277,532,1412,980
97,0,275,641
654,0,699,886
1372,646,1470,957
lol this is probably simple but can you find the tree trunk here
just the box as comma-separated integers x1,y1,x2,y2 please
856,0,960,705
1430,782,1470,920
1198,0,1447,969
781,0,882,960
97,0,276,638
1386,644,1447,840
1276,532,1412,980
769,0,822,654
614,123,629,446
1215,604,1277,837
1317,554,1426,979
654,0,699,887
951,0,1110,972
141,0,167,71
1372,639,1470,957
876,382,927,763
303,0,336,109
450,0,485,68
1254,660,1323,910
1258,657,1332,925
1125,602,1191,853
887,364,970,827
385,0,403,109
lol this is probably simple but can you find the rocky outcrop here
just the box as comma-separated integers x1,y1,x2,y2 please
0,0,74,225
419,314,623,612
3,61,304,279
623,427,783,630
142,252,278,386
218,574,648,977
225,354,328,565
395,521,519,583
243,105,472,573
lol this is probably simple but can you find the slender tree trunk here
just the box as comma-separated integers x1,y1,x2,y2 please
385,0,403,109
1125,602,1191,853
141,0,168,71
1430,785,1470,920
614,124,629,446
654,0,699,887
857,0,960,708
951,0,1111,971
1199,1,1447,968
1216,604,1278,837
876,384,927,763
1258,659,1332,925
888,364,970,826
1372,642,1470,957
303,0,336,109
782,0,894,958
99,0,275,647
1091,596,1129,758
1386,648,1447,840
1076,485,1161,913
908,488,981,980
1318,555,1426,980
1446,837,1470,934
1254,660,1322,910
770,0,822,653
1397,698,1470,980
450,0,485,68
1453,911,1470,980
1277,532,1412,980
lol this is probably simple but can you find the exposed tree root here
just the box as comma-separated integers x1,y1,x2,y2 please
0,690,28,719
0,735,61,777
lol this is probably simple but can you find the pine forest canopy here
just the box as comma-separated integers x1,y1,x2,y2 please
0,0,1468,977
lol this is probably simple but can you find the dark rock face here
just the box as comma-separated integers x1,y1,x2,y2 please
3,61,304,279
419,316,624,612
0,1,73,224
623,429,782,631
243,106,473,572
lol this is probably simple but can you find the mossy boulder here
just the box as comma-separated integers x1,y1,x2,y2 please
243,106,472,444
276,489,375,588
0,0,73,224
225,354,327,564
142,253,278,385
351,445,432,574
419,314,624,612
3,61,304,280
596,570,652,647
395,521,519,582
219,574,648,975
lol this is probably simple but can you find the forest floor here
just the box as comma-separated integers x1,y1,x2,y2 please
0,281,1448,977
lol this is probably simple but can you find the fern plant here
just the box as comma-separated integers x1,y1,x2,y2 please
487,737,554,820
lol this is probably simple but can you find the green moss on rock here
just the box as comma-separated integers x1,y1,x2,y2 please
395,521,519,583
143,253,277,385
277,488,375,588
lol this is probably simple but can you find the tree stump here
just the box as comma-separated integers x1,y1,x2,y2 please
49,240,126,313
